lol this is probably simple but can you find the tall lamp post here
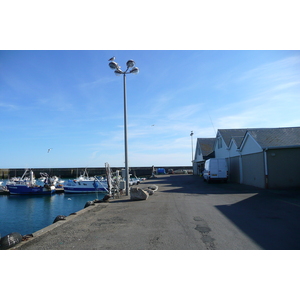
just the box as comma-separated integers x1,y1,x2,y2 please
109,58,139,196
190,131,194,175
190,131,194,161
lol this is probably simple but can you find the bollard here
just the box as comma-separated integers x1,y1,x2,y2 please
0,232,23,249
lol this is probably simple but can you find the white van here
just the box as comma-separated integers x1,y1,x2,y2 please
203,158,228,182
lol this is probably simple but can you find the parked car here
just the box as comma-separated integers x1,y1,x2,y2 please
202,158,228,183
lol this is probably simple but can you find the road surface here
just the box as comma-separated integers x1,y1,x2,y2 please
13,174,300,250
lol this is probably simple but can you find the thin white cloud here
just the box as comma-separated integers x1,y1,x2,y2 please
1,51,299,168
209,55,300,129
35,94,74,112
0,102,18,110
216,93,300,129
269,81,300,92
79,76,115,89
165,103,204,121
237,56,300,84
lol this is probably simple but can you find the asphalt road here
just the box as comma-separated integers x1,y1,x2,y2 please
13,174,300,250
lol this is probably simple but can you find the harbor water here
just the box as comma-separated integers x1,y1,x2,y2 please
0,180,105,237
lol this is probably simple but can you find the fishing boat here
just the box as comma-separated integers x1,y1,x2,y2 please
0,181,10,195
6,169,56,195
63,169,108,194
38,173,64,187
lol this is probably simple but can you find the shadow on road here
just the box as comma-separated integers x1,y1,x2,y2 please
155,174,265,195
154,174,300,249
215,193,300,249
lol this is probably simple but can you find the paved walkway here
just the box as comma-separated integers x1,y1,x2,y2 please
11,174,300,250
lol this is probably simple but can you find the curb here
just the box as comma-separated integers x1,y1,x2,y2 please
10,202,109,250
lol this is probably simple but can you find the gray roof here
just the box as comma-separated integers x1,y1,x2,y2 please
247,127,300,149
218,127,300,149
231,136,244,148
197,138,215,156
218,129,248,147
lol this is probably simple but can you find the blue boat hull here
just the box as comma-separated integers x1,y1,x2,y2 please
7,185,55,195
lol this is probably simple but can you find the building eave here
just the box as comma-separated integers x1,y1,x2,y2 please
263,145,300,150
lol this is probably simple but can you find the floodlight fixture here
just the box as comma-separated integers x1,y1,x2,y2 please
129,67,139,74
109,61,119,70
108,58,139,196
114,69,123,75
126,60,135,68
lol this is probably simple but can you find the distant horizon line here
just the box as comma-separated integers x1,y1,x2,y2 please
0,165,193,170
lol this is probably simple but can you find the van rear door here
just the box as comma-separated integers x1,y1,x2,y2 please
209,159,219,179
217,159,227,178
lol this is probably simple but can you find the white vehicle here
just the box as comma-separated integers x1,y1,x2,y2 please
203,158,228,183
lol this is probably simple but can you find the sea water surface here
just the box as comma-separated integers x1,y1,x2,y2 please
0,180,105,237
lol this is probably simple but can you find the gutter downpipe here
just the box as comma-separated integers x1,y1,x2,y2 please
227,147,230,182
238,150,243,184
264,148,268,189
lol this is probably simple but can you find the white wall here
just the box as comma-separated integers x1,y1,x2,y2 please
240,133,262,155
194,149,203,162
214,134,229,158
228,141,240,157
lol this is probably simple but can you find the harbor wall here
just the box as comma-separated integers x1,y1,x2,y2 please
0,166,192,179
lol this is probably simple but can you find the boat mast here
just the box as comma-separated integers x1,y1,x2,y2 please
30,170,35,186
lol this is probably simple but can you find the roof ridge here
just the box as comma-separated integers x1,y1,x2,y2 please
219,126,300,131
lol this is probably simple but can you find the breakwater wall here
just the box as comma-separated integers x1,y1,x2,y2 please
0,166,192,179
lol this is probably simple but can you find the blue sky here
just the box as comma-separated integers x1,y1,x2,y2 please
1,50,299,168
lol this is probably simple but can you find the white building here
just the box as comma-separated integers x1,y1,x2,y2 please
193,138,215,175
195,127,300,189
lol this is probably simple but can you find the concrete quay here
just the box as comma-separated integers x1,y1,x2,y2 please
10,174,300,250
0,166,192,179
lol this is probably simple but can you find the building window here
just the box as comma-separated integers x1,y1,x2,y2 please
218,137,222,148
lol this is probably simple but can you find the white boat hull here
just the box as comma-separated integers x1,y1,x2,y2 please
63,179,108,194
